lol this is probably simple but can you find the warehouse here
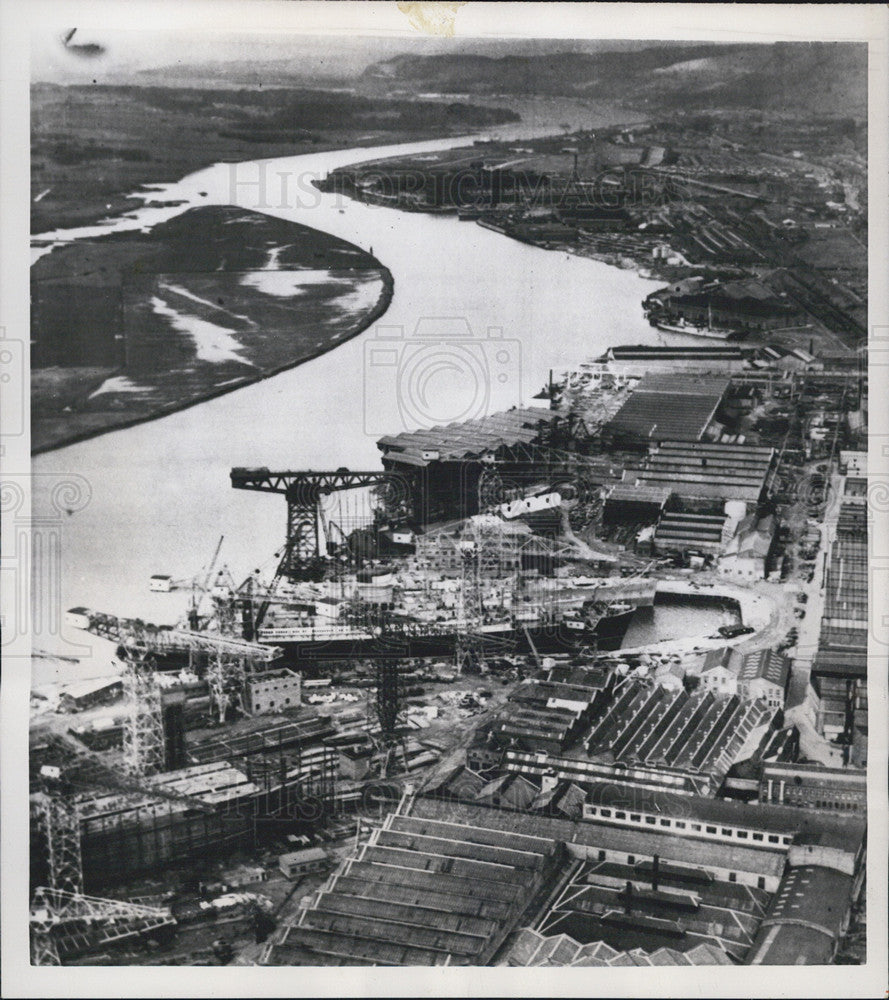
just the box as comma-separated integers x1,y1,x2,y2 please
630,440,775,509
602,373,731,447
266,811,563,966
654,278,804,333
602,483,671,526
758,762,866,815
653,511,731,556
59,677,123,712
377,407,593,524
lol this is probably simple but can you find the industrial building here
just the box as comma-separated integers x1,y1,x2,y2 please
652,511,732,556
287,786,866,967
50,761,312,889
648,278,805,333
602,483,671,527
602,373,731,447
628,440,775,509
377,406,596,525
278,847,329,879
59,678,124,713
264,810,563,965
478,676,775,798
718,514,778,581
812,500,868,738
244,669,302,715
758,762,866,815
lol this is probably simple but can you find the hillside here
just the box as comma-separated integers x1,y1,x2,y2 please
363,42,867,118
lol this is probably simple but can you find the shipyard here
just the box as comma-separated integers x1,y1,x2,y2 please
33,337,869,968
14,18,882,988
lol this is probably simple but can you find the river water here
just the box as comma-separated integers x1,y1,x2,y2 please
31,119,679,678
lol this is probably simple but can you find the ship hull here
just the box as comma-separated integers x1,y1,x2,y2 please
266,608,635,667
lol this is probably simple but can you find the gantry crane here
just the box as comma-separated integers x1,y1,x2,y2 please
230,468,414,582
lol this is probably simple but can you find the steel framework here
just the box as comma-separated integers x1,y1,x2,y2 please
231,468,415,580
33,791,83,897
30,886,174,966
206,650,248,724
121,655,165,778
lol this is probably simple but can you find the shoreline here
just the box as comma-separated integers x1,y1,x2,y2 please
31,265,394,456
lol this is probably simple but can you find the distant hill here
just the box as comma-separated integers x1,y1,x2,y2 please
363,42,867,118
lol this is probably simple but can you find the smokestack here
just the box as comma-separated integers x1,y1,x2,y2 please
624,880,634,915
651,854,660,893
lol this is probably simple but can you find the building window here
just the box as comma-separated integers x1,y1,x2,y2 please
615,812,626,820
588,807,598,815
691,824,702,832
627,855,635,865
660,819,671,827
599,850,606,862
630,814,641,822
737,830,748,839
782,837,791,845
728,872,737,883
675,822,686,830
757,877,766,890
601,809,611,818
768,835,779,843
706,826,717,834
753,833,763,842
722,828,732,837
645,817,657,825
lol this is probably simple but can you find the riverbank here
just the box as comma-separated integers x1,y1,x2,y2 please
32,206,394,453
31,82,519,233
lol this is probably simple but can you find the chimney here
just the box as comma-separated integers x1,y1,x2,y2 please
624,880,634,916
651,854,660,893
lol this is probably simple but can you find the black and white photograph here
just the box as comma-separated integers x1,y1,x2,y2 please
2,2,887,995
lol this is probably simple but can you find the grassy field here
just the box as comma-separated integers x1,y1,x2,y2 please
31,206,392,453
31,83,519,233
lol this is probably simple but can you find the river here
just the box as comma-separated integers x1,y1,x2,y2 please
31,120,678,679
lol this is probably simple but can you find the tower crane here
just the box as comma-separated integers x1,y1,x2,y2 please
30,742,214,965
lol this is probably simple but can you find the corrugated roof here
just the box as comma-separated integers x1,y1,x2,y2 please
377,407,559,466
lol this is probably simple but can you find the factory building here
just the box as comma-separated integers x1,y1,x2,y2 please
602,373,731,447
735,649,791,708
376,788,867,966
718,513,778,581
493,665,610,755
602,483,671,526
651,278,805,333
758,762,866,815
377,407,593,526
244,669,302,716
51,761,314,889
492,678,776,798
59,677,123,712
696,648,789,708
629,440,775,512
812,501,868,739
653,511,732,556
265,809,564,966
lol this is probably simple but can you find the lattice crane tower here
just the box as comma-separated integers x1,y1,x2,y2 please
121,653,165,778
